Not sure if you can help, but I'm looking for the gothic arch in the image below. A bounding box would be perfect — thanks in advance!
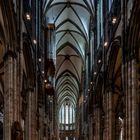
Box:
[23,36,35,86]
[0,1,17,46]
[127,1,140,61]
[95,73,104,106]
[105,36,123,107]
[107,36,121,81]
[105,36,124,134]
[107,37,122,95]
[127,3,140,137]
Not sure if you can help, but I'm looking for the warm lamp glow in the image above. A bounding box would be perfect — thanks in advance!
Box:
[112,17,117,24]
[26,13,31,20]
[98,59,101,63]
[33,39,37,44]
[38,58,41,62]
[104,42,108,47]
[94,71,97,75]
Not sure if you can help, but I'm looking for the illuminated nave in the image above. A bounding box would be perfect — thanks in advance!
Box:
[0,0,140,140]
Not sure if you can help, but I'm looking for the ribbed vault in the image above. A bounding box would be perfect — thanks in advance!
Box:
[43,0,94,126]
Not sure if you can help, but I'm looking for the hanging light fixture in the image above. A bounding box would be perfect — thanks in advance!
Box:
[38,58,42,62]
[94,71,97,75]
[44,81,54,96]
[25,13,31,20]
[33,39,37,44]
[104,42,108,47]
[98,59,102,64]
[112,17,117,24]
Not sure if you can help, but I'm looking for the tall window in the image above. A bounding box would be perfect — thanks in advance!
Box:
[108,0,114,11]
[90,31,94,66]
[97,0,103,48]
[59,101,75,130]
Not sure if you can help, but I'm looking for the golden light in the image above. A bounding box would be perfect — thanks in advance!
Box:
[98,59,102,63]
[112,17,117,24]
[104,42,108,47]
[38,58,42,62]
[33,39,37,44]
[26,13,31,20]
[94,71,97,75]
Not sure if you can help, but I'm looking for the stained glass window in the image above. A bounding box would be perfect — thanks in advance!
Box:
[59,101,75,130]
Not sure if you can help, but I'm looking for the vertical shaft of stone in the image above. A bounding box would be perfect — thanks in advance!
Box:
[26,87,37,140]
[31,88,37,140]
[25,87,35,140]
[105,91,114,140]
[125,59,138,140]
[4,51,14,140]
[13,56,19,121]
[124,62,128,140]
[105,93,109,140]
[128,61,132,140]
[115,118,120,139]
[39,107,44,140]
[108,92,112,140]
[91,116,93,140]
[27,88,32,140]
[95,108,101,140]
[131,59,138,140]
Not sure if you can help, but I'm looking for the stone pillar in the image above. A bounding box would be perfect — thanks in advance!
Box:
[103,91,115,140]
[39,106,45,140]
[25,87,37,140]
[13,53,20,121]
[88,115,93,140]
[4,50,17,140]
[115,117,121,140]
[94,107,101,140]
[124,58,139,140]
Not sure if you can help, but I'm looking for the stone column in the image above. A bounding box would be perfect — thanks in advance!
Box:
[93,107,101,140]
[124,58,139,140]
[39,106,45,140]
[4,50,16,140]
[103,91,115,140]
[13,53,20,121]
[115,117,121,140]
[25,87,37,140]
[88,115,93,140]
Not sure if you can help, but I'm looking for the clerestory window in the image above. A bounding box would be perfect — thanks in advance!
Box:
[59,101,75,130]
[97,0,103,48]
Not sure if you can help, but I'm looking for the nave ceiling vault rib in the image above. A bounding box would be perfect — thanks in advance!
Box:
[55,70,80,86]
[56,42,85,63]
[56,75,79,92]
[56,83,78,97]
[44,0,95,107]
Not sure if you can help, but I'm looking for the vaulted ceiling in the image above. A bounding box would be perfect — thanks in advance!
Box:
[43,0,94,109]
